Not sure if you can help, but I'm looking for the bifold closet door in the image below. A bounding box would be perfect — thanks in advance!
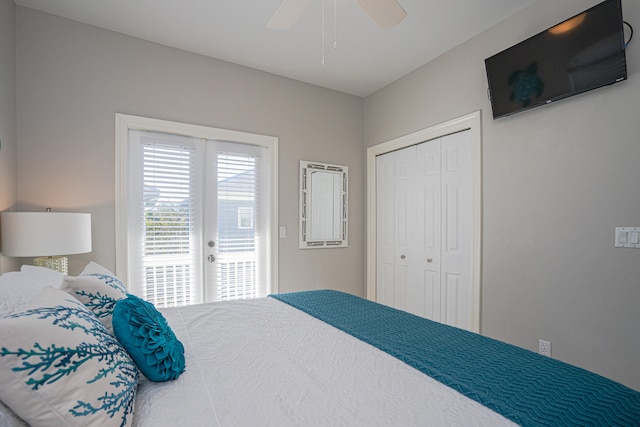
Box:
[438,131,473,329]
[378,141,443,320]
[376,144,418,311]
[375,146,397,309]
[414,139,442,320]
[375,130,473,330]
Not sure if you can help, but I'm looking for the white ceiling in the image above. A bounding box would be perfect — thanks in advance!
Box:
[14,0,539,97]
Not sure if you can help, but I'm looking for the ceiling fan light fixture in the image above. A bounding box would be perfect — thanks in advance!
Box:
[356,0,406,29]
[267,0,406,31]
[267,0,313,30]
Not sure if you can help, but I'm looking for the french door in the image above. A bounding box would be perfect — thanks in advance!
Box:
[125,129,270,308]
[204,141,268,302]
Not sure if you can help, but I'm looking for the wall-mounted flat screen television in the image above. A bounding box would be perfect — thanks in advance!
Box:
[485,0,627,119]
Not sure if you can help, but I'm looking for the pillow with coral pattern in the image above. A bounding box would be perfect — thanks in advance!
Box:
[78,262,128,293]
[0,287,139,427]
[113,294,185,382]
[61,262,128,334]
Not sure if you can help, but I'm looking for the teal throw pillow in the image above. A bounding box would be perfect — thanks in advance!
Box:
[113,294,185,382]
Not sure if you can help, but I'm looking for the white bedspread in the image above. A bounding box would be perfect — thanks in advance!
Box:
[133,297,516,426]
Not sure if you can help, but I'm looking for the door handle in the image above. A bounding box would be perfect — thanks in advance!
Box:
[427,258,433,263]
[400,255,406,259]
[208,255,216,263]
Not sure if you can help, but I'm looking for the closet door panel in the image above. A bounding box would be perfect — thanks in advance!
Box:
[444,184,461,253]
[394,146,416,313]
[418,142,441,255]
[444,272,462,326]
[416,140,442,320]
[395,148,413,255]
[376,154,396,308]
[441,131,473,329]
[421,267,440,320]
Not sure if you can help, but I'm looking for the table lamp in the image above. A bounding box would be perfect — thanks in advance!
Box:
[0,209,92,274]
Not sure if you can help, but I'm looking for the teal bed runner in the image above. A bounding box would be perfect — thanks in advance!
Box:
[270,290,640,426]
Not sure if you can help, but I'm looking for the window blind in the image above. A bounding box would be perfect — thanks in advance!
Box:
[215,151,263,301]
[128,130,203,308]
[141,143,196,307]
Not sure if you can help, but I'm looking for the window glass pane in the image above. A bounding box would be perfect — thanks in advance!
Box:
[141,143,195,307]
[128,130,202,308]
[216,152,261,300]
[237,207,254,229]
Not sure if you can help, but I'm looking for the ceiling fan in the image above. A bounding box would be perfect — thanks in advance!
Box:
[267,0,407,30]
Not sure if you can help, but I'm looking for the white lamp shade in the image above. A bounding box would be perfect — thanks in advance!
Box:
[1,212,92,257]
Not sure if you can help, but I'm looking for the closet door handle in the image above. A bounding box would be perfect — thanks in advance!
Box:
[400,255,406,259]
[427,258,433,263]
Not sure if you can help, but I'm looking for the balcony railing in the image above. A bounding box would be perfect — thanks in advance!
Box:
[216,251,258,301]
[142,252,258,308]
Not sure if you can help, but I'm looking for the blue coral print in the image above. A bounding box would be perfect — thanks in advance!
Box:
[0,298,138,426]
[74,273,127,321]
[85,273,128,293]
[75,288,120,320]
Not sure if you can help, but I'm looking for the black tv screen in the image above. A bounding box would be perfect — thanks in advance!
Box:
[485,0,627,119]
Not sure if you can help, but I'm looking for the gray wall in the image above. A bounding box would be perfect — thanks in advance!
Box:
[364,0,640,390]
[0,0,19,273]
[15,7,365,296]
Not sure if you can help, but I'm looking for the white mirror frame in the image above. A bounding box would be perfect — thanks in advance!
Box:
[299,160,348,249]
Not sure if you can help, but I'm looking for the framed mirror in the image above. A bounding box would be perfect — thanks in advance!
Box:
[299,160,348,249]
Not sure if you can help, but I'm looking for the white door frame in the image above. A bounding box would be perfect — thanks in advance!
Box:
[366,111,482,332]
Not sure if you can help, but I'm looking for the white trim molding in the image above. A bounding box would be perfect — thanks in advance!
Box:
[366,111,482,332]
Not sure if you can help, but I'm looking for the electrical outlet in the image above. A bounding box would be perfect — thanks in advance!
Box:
[538,339,552,357]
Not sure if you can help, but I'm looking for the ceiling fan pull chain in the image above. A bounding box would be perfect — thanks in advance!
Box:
[333,0,337,50]
[322,0,326,65]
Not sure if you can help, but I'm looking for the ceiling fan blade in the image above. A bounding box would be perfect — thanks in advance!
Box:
[267,0,313,30]
[356,0,406,29]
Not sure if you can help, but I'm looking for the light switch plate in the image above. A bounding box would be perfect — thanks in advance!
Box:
[615,227,640,248]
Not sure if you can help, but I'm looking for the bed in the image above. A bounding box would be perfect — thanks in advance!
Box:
[1,264,639,426]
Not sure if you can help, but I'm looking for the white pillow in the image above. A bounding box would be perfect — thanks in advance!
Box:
[0,266,65,317]
[0,287,139,426]
[20,264,65,287]
[80,262,128,291]
[61,262,128,334]
[61,276,127,335]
